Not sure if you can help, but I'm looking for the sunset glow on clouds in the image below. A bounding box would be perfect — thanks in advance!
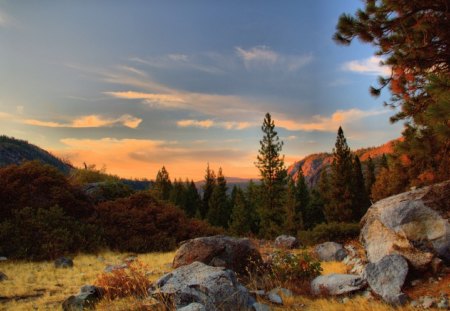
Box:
[0,1,402,180]
[24,115,142,129]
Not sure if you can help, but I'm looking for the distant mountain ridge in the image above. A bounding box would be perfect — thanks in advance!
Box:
[287,139,397,188]
[0,135,73,174]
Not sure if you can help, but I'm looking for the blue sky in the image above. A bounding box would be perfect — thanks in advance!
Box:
[0,1,402,180]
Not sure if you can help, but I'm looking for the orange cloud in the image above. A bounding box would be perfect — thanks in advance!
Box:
[24,114,142,129]
[177,119,253,130]
[53,138,259,180]
[276,109,387,132]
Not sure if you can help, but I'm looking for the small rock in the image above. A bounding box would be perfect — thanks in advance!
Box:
[267,292,283,305]
[55,257,73,268]
[250,290,266,297]
[123,256,137,264]
[252,302,272,311]
[311,274,366,296]
[432,258,444,274]
[269,288,293,298]
[62,285,104,311]
[315,242,347,262]
[274,235,299,249]
[437,297,449,309]
[342,297,350,304]
[177,303,207,311]
[0,271,8,281]
[422,296,435,309]
[411,279,421,286]
[361,290,374,300]
[104,263,128,273]
[0,256,7,261]
[410,300,420,308]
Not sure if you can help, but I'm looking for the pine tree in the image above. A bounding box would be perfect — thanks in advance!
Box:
[295,167,310,226]
[153,166,172,201]
[169,179,187,209]
[207,168,230,228]
[255,113,288,238]
[380,154,388,170]
[184,180,201,218]
[229,187,252,236]
[200,164,216,219]
[304,188,326,229]
[352,155,371,219]
[284,178,299,236]
[365,156,376,200]
[325,127,354,222]
[245,179,260,234]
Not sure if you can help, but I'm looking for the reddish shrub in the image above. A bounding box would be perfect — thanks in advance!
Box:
[92,192,220,253]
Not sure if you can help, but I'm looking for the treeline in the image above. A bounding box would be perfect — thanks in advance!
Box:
[152,115,375,241]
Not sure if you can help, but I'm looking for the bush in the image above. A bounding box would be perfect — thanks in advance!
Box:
[298,222,360,246]
[92,192,221,253]
[0,161,93,220]
[270,250,322,283]
[0,205,102,260]
[95,260,151,300]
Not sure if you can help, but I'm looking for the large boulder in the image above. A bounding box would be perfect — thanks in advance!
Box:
[150,261,254,311]
[311,274,366,296]
[62,285,104,311]
[274,235,299,249]
[172,235,262,275]
[360,181,450,270]
[315,242,347,262]
[364,254,409,306]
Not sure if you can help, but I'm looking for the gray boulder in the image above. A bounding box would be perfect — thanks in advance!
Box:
[252,302,272,311]
[104,263,128,273]
[62,285,104,311]
[150,261,254,311]
[0,271,8,281]
[311,274,367,296]
[55,257,74,268]
[0,256,7,261]
[360,181,450,269]
[364,254,409,305]
[315,242,347,262]
[172,235,262,276]
[274,235,299,249]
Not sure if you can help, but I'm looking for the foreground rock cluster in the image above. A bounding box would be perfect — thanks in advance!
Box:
[61,180,449,310]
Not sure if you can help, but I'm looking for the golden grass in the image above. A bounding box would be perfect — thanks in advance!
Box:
[320,261,349,275]
[0,251,174,311]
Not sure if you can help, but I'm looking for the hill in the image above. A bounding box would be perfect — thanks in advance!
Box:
[287,139,397,188]
[0,135,73,174]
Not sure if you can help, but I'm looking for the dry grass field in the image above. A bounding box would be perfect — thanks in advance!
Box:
[0,250,446,310]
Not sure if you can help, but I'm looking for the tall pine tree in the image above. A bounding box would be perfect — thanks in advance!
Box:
[153,166,172,201]
[352,155,371,219]
[184,180,201,218]
[229,187,252,236]
[255,113,287,238]
[325,127,354,222]
[365,156,376,201]
[200,164,216,219]
[207,168,230,228]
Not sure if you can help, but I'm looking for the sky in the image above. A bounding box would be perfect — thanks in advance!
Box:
[0,1,403,181]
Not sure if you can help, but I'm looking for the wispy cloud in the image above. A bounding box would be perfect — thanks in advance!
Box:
[177,119,253,130]
[24,114,142,129]
[0,111,13,119]
[235,46,313,71]
[342,56,391,76]
[117,65,148,77]
[276,108,387,132]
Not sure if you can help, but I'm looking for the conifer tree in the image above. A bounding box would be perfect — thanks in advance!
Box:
[284,178,299,236]
[245,179,260,234]
[153,166,172,201]
[304,188,326,229]
[169,179,187,210]
[200,164,216,219]
[295,167,310,225]
[207,168,230,228]
[255,113,287,238]
[325,127,354,222]
[380,154,388,170]
[184,180,201,218]
[352,155,371,219]
[365,156,376,200]
[229,187,252,236]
